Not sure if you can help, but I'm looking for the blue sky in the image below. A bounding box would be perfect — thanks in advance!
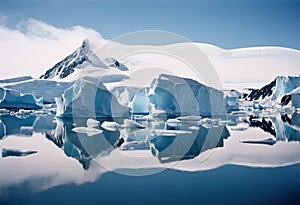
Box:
[1,0,300,49]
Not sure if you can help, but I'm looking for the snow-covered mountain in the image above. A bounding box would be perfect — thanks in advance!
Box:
[245,79,276,101]
[245,76,300,108]
[40,39,107,80]
[37,40,300,88]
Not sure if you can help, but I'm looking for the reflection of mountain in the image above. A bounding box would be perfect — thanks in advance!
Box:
[248,116,276,137]
[247,113,300,143]
[46,119,120,170]
[149,124,230,163]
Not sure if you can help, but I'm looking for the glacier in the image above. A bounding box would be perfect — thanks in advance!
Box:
[148,74,226,117]
[55,78,130,119]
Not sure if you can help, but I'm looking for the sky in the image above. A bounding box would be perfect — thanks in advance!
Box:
[1,0,300,49]
[0,0,299,82]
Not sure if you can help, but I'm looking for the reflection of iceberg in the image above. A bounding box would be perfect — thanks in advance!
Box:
[247,113,300,143]
[0,115,37,139]
[46,119,120,170]
[149,124,230,163]
[274,113,300,142]
[0,114,57,140]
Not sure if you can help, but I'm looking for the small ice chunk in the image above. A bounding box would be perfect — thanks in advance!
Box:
[101,121,122,131]
[176,115,201,122]
[154,129,192,135]
[72,127,103,136]
[120,141,149,151]
[87,118,100,128]
[167,119,181,123]
[189,126,199,130]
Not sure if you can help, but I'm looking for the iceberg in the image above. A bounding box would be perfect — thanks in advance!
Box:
[148,74,226,117]
[0,88,43,109]
[4,79,73,104]
[56,79,130,119]
[224,90,240,112]
[130,89,150,114]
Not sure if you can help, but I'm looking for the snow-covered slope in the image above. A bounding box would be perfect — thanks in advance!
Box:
[40,39,107,81]
[196,44,300,87]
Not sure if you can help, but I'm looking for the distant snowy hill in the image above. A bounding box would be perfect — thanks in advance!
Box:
[195,44,300,88]
[40,39,107,81]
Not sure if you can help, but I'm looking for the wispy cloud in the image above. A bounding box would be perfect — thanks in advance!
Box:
[0,15,105,79]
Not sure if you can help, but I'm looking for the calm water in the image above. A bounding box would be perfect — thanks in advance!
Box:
[0,109,300,205]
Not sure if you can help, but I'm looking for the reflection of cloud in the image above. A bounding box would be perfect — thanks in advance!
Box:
[0,132,105,198]
[0,15,105,79]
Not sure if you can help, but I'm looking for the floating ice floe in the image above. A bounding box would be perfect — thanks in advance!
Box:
[72,127,103,136]
[86,118,100,128]
[154,129,192,136]
[101,121,123,131]
[176,115,202,122]
[2,148,37,158]
[120,141,149,151]
[72,118,103,136]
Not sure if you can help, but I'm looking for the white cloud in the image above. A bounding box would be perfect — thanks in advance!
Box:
[0,15,299,87]
[0,17,106,79]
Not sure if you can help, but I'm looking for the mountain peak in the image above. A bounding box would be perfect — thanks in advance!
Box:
[40,39,106,80]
